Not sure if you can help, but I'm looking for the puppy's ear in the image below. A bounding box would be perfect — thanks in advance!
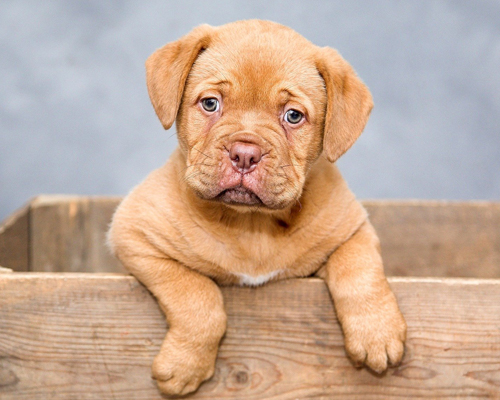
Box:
[146,24,214,129]
[316,47,373,163]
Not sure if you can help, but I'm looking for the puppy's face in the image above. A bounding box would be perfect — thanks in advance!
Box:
[177,27,327,210]
[146,21,373,211]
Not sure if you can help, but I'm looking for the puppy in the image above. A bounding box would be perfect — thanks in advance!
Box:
[108,20,406,396]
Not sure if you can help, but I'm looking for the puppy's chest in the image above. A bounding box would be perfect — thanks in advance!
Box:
[180,225,325,284]
[198,229,288,267]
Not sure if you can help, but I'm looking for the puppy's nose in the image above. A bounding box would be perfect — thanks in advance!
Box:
[229,142,262,173]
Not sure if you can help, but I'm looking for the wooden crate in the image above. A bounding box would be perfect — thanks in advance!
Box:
[1,196,500,399]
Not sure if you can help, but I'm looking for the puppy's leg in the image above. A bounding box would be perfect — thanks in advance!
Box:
[124,256,226,396]
[317,221,407,372]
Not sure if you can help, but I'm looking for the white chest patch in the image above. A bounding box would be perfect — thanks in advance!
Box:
[236,270,282,286]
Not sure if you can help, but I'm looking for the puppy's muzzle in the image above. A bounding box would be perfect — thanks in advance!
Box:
[229,142,262,174]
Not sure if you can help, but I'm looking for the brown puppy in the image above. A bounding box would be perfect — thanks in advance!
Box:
[108,20,406,396]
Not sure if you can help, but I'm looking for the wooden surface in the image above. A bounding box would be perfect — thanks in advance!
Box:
[0,274,499,399]
[29,196,124,273]
[0,202,29,271]
[1,197,500,277]
[365,201,500,278]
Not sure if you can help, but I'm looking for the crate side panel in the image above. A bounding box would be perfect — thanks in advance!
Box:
[30,198,90,272]
[87,198,124,273]
[0,203,29,271]
[29,197,124,272]
[0,275,499,399]
[365,201,500,278]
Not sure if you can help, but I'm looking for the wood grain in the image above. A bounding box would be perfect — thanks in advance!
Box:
[0,274,499,399]
[29,196,124,273]
[0,202,29,271]
[365,201,500,278]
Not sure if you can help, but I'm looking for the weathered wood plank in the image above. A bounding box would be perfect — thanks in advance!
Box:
[0,274,499,399]
[0,202,30,271]
[29,196,124,273]
[87,198,124,272]
[365,201,500,278]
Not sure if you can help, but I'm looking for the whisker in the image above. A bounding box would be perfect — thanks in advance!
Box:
[191,146,213,159]
[295,198,303,212]
[183,171,203,182]
[167,131,177,140]
[185,162,215,170]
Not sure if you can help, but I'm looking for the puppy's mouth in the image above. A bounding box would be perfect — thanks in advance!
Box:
[216,187,263,206]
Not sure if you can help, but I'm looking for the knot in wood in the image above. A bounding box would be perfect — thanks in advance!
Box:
[235,370,249,384]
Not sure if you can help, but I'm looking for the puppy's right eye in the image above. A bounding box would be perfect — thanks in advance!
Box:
[284,109,304,124]
[201,98,219,113]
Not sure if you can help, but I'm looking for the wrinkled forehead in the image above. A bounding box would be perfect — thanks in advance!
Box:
[186,29,326,107]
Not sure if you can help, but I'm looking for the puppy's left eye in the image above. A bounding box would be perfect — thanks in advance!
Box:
[284,109,304,124]
[201,98,219,113]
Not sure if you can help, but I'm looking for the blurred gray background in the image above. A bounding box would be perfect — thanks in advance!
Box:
[1,0,499,221]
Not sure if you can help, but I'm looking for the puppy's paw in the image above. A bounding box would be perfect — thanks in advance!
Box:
[342,306,407,373]
[152,335,217,397]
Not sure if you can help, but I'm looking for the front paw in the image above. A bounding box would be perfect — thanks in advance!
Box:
[342,304,407,373]
[152,334,218,396]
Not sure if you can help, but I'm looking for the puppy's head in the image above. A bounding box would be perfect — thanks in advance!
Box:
[146,20,372,211]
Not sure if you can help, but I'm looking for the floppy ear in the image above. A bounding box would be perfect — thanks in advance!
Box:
[146,24,214,129]
[315,47,374,163]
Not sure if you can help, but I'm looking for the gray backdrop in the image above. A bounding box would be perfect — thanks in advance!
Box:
[1,0,499,221]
